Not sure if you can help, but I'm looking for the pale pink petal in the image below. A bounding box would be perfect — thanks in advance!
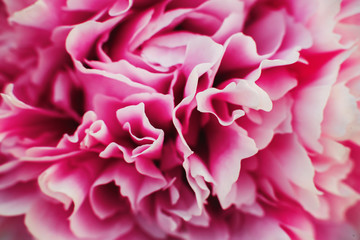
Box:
[266,134,318,193]
[307,0,345,51]
[109,0,132,16]
[293,50,352,152]
[315,221,359,240]
[212,12,245,43]
[273,13,313,62]
[181,35,223,78]
[322,83,359,140]
[10,0,63,30]
[259,134,328,218]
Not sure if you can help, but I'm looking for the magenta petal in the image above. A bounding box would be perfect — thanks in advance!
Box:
[90,177,131,220]
[315,221,359,240]
[206,123,258,207]
[244,10,286,55]
[256,68,298,101]
[81,119,113,148]
[231,215,291,240]
[66,17,120,62]
[66,0,114,11]
[1,0,360,239]
[140,32,191,69]
[220,33,265,72]
[196,80,272,126]
[0,215,33,240]
[93,162,166,211]
[0,85,78,157]
[87,60,173,93]
[225,172,258,211]
[0,161,48,189]
[162,182,210,227]
[241,96,293,149]
[100,142,132,162]
[109,0,132,16]
[184,154,214,209]
[70,199,133,239]
[115,225,158,240]
[38,154,101,212]
[116,103,164,159]
[0,181,39,216]
[188,220,229,240]
[25,200,78,240]
[123,92,174,129]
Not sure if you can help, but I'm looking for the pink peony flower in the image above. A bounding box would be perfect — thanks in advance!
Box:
[1,0,360,239]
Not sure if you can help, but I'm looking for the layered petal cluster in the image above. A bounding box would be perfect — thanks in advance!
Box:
[0,0,360,239]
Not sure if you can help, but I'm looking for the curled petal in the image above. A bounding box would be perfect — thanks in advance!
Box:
[116,103,164,159]
[38,154,102,213]
[25,200,78,240]
[69,199,133,239]
[81,120,113,149]
[91,162,166,211]
[220,33,265,71]
[196,80,272,126]
[90,178,131,220]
